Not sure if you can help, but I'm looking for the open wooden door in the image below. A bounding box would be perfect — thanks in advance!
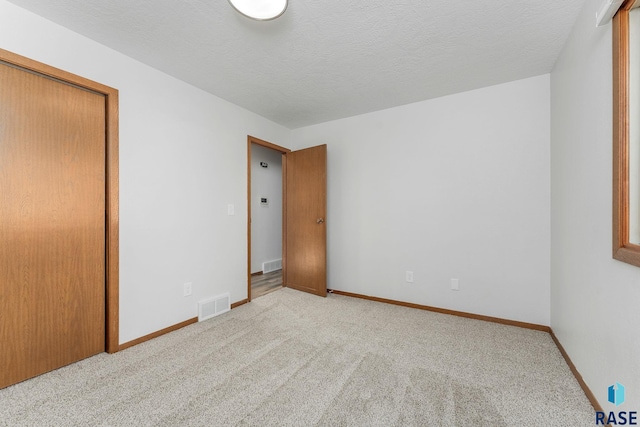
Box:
[284,145,327,297]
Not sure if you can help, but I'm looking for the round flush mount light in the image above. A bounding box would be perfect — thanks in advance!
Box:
[227,0,288,21]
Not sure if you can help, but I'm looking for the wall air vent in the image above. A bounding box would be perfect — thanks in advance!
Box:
[262,259,282,274]
[198,293,231,322]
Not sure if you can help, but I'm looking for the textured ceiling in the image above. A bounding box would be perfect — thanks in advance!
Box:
[7,0,587,129]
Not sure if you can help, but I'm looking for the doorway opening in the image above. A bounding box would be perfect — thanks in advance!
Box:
[247,136,290,301]
[247,136,328,302]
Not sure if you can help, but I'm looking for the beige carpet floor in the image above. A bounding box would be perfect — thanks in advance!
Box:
[0,288,594,426]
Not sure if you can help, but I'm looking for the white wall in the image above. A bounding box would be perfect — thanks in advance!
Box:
[551,0,640,410]
[0,0,291,344]
[291,75,551,326]
[250,144,283,273]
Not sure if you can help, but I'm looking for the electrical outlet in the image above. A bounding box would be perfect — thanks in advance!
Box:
[451,278,459,291]
[405,271,414,283]
[183,282,192,296]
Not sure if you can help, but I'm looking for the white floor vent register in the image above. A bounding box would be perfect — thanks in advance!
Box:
[198,293,230,322]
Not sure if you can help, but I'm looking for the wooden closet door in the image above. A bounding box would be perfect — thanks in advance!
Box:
[0,62,106,388]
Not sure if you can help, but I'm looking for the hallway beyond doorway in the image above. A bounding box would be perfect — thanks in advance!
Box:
[251,270,282,299]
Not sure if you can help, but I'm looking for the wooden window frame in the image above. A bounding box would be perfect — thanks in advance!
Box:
[613,1,640,267]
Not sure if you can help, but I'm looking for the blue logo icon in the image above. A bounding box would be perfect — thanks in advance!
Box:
[609,382,626,407]
[596,383,636,425]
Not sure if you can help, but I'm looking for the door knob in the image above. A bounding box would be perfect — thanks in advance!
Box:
[316,218,325,224]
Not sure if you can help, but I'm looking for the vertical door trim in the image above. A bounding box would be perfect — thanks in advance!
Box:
[247,136,290,302]
[0,48,120,353]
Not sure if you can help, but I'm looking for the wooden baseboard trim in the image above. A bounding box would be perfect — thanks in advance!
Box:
[118,317,198,351]
[327,289,551,332]
[117,298,248,352]
[231,299,248,309]
[549,330,603,413]
[251,272,263,277]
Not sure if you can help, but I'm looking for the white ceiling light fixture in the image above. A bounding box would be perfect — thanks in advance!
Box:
[228,0,288,21]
